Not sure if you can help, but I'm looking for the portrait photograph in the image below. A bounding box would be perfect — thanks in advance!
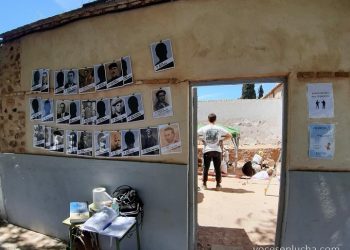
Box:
[41,99,54,122]
[81,100,97,125]
[64,69,79,95]
[125,94,145,122]
[150,39,175,72]
[152,87,173,118]
[69,100,81,125]
[94,131,110,157]
[159,123,182,154]
[121,56,133,85]
[56,100,70,124]
[44,126,52,150]
[50,128,65,152]
[105,60,123,89]
[121,129,140,157]
[96,99,111,125]
[54,70,65,95]
[30,97,42,120]
[31,69,42,92]
[110,131,122,157]
[79,67,95,93]
[140,127,160,156]
[33,124,45,148]
[110,97,127,124]
[94,64,107,91]
[40,69,50,93]
[77,131,93,157]
[66,130,78,155]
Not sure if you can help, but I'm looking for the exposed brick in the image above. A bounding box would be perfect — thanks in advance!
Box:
[316,71,333,78]
[297,72,315,78]
[334,71,350,77]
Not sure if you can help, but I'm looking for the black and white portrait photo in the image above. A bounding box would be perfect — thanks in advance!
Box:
[94,64,107,91]
[125,94,145,122]
[64,69,78,95]
[105,60,123,89]
[110,131,122,157]
[94,131,110,157]
[30,97,42,120]
[50,128,65,152]
[121,56,133,85]
[41,99,54,122]
[79,67,95,93]
[54,71,65,95]
[77,131,93,156]
[152,87,173,118]
[159,123,182,154]
[33,124,45,148]
[150,39,175,72]
[140,127,160,156]
[110,97,127,124]
[44,126,51,150]
[31,69,42,92]
[121,129,140,157]
[81,100,96,125]
[56,100,70,124]
[66,130,78,155]
[96,99,111,125]
[41,69,50,93]
[69,100,81,125]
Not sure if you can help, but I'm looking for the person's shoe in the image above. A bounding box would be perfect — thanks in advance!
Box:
[215,184,222,191]
[201,183,207,190]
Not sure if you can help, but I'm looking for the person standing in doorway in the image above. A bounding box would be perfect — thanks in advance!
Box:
[197,113,232,191]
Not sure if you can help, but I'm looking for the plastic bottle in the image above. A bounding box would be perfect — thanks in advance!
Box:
[112,198,120,216]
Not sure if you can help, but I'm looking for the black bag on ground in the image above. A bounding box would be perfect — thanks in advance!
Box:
[112,185,144,218]
[242,161,256,177]
[71,227,100,250]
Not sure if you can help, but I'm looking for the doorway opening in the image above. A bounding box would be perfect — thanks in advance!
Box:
[189,79,287,250]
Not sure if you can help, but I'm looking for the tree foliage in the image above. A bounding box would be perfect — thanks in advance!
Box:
[241,83,256,99]
[258,85,264,99]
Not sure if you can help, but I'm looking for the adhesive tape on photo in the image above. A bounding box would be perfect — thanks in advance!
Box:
[93,187,106,210]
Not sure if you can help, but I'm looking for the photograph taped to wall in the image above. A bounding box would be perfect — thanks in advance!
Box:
[94,64,107,91]
[79,67,95,93]
[105,60,123,89]
[66,130,78,155]
[40,69,50,93]
[94,131,110,157]
[159,123,182,154]
[150,39,175,72]
[54,71,65,95]
[30,97,42,120]
[44,126,51,150]
[121,129,140,157]
[41,99,54,122]
[140,127,160,156]
[81,100,97,125]
[31,69,42,92]
[33,124,45,148]
[152,87,173,118]
[125,94,145,122]
[307,83,334,118]
[77,131,93,156]
[309,124,335,160]
[69,100,81,125]
[50,128,65,152]
[64,69,79,95]
[96,99,111,125]
[110,97,127,124]
[110,131,122,157]
[56,100,70,124]
[121,56,133,85]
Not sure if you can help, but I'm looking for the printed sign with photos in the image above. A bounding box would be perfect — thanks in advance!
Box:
[66,130,78,155]
[125,94,145,122]
[50,128,65,152]
[96,99,111,125]
[307,83,334,118]
[77,131,93,157]
[64,69,79,95]
[110,97,127,124]
[94,64,107,91]
[56,100,70,124]
[41,99,54,122]
[69,100,81,125]
[30,97,42,120]
[121,56,133,85]
[110,131,122,157]
[159,123,182,154]
[105,61,123,89]
[95,131,110,157]
[33,124,45,148]
[309,124,335,160]
[81,100,97,125]
[121,129,140,157]
[54,71,65,95]
[31,69,42,92]
[79,67,95,93]
[140,127,160,156]
[152,87,173,118]
[41,69,50,93]
[150,39,175,72]
[44,126,51,149]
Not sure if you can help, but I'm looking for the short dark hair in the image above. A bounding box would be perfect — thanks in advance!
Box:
[208,113,216,123]
[156,89,166,98]
[109,62,118,70]
[125,131,135,145]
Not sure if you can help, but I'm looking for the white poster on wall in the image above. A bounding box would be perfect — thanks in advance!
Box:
[307,83,334,118]
[309,124,335,159]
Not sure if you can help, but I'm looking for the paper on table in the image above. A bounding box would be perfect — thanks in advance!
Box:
[82,207,117,233]
[100,216,136,238]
